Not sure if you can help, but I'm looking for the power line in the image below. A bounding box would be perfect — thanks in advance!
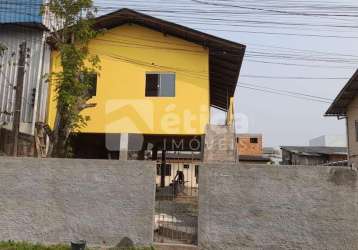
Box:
[241,74,349,80]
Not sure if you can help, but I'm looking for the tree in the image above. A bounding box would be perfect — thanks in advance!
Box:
[43,0,100,157]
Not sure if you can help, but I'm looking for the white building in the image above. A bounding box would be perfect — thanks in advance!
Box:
[309,135,347,148]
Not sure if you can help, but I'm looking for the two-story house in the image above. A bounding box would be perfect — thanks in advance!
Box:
[47,9,246,164]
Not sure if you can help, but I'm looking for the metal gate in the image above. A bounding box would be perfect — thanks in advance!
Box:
[154,151,200,245]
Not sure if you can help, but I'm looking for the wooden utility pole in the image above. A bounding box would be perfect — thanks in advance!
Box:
[12,42,27,156]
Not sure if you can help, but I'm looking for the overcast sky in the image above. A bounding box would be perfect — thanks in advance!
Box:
[96,0,358,148]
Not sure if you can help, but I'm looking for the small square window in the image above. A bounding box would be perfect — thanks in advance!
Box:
[250,138,258,144]
[183,164,190,169]
[145,73,175,97]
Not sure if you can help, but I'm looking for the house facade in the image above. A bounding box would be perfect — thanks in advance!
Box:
[0,0,53,155]
[326,69,358,167]
[47,9,246,161]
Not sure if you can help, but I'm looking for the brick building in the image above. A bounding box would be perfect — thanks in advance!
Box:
[237,134,270,164]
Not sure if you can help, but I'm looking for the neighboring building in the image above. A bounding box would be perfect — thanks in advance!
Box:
[309,135,346,147]
[263,147,282,165]
[155,152,201,189]
[237,134,271,164]
[325,69,358,167]
[0,0,53,155]
[47,9,246,166]
[280,146,347,166]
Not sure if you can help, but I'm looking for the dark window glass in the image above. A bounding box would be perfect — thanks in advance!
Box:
[184,164,190,169]
[156,164,172,176]
[250,138,258,144]
[166,164,171,176]
[145,74,159,96]
[145,73,175,97]
[195,165,199,177]
[195,165,199,184]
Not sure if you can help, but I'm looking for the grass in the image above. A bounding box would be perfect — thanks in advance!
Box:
[0,242,69,250]
[0,242,155,250]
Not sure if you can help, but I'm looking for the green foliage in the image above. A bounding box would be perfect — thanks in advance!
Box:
[0,241,69,250]
[43,0,101,157]
[109,247,155,250]
[0,43,6,56]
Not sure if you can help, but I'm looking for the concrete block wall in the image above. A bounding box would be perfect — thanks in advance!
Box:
[0,157,156,246]
[198,163,358,250]
[204,125,236,162]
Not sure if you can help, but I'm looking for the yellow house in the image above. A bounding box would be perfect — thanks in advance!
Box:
[47,9,246,160]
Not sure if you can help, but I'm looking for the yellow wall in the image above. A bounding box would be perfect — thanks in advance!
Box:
[48,24,210,135]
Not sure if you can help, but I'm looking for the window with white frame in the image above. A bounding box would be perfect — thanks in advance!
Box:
[145,73,175,97]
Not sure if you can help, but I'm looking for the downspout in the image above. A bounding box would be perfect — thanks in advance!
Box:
[31,31,46,135]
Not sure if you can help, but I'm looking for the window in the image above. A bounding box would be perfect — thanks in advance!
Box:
[145,73,175,97]
[183,164,190,169]
[250,138,258,144]
[80,72,97,97]
[156,164,172,176]
[355,120,358,142]
[195,165,199,177]
[195,165,199,184]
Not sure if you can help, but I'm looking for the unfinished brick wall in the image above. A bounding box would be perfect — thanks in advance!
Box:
[237,134,263,156]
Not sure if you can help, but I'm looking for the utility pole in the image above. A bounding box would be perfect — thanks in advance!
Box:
[12,42,27,156]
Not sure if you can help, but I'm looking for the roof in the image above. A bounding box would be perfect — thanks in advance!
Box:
[280,146,347,156]
[0,23,47,31]
[237,133,262,138]
[92,8,246,110]
[239,155,271,162]
[325,69,358,116]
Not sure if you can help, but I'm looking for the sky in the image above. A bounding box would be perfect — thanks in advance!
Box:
[95,0,358,148]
